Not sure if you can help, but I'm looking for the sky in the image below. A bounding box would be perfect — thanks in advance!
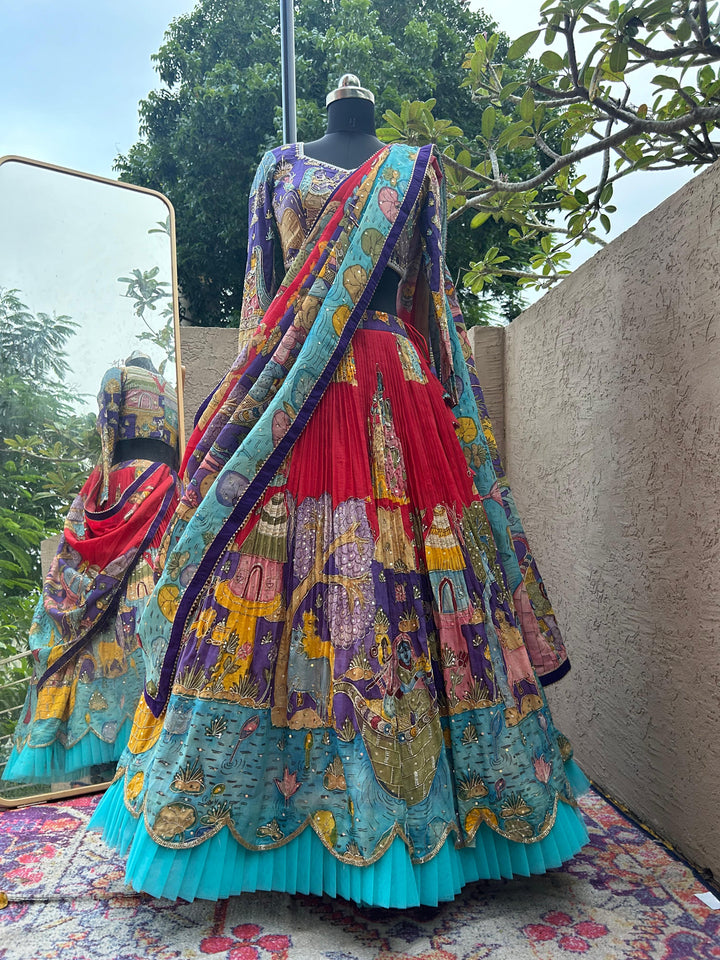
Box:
[0,1,195,175]
[1,0,695,284]
[2,157,176,412]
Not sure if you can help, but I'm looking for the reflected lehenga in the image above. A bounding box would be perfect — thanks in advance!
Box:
[3,357,180,784]
[90,144,589,906]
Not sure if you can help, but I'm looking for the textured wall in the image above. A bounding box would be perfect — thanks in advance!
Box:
[40,534,62,579]
[470,325,506,468]
[180,327,239,441]
[501,162,720,881]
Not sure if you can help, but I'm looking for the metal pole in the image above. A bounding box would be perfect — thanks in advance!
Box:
[279,0,297,144]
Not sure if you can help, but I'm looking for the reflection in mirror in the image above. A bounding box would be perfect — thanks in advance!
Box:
[0,156,184,807]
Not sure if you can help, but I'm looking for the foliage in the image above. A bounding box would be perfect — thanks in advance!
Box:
[0,289,94,534]
[0,289,96,643]
[381,0,720,292]
[117,270,175,375]
[0,289,76,381]
[0,594,36,768]
[118,266,172,320]
[0,289,100,766]
[115,0,563,327]
[117,217,176,374]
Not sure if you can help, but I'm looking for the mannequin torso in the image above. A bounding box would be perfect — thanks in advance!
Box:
[303,97,401,316]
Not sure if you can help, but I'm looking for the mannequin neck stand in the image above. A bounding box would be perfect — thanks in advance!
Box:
[303,98,384,170]
[302,94,402,317]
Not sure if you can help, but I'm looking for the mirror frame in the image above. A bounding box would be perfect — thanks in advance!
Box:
[0,155,185,807]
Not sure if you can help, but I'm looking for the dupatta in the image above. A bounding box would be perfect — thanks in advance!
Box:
[142,143,569,719]
[36,362,180,688]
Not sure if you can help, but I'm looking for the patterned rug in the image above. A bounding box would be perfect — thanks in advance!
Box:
[0,790,717,960]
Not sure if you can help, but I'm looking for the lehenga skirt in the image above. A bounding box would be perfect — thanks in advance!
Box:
[4,459,178,784]
[90,313,589,905]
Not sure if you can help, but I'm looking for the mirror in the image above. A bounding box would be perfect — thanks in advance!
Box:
[0,156,184,806]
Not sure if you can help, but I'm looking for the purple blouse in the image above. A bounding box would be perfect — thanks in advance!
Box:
[237,143,426,352]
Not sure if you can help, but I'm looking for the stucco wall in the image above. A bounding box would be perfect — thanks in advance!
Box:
[479,161,720,882]
[180,327,239,442]
[470,325,506,467]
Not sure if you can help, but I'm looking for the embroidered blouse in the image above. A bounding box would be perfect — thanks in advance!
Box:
[96,364,179,504]
[237,143,427,353]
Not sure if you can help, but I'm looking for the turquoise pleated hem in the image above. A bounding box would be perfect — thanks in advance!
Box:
[88,759,590,907]
[2,719,131,785]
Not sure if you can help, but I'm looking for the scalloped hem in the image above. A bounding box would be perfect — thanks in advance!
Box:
[89,759,591,907]
[2,719,131,785]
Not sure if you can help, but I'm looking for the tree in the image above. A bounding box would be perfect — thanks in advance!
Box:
[0,289,96,608]
[381,0,720,292]
[115,0,561,327]
[0,289,100,769]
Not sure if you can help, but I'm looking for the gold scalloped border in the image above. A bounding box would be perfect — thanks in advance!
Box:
[116,763,579,866]
[11,707,137,753]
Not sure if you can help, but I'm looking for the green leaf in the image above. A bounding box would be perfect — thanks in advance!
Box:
[497,120,530,149]
[540,50,564,71]
[481,106,496,139]
[470,211,492,228]
[519,89,535,122]
[560,195,580,211]
[674,19,692,42]
[507,29,541,60]
[652,75,680,90]
[498,81,522,100]
[609,42,628,74]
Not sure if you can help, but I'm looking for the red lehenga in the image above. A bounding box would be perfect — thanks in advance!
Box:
[90,144,589,906]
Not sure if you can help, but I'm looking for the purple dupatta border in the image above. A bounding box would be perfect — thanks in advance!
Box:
[147,145,432,718]
[539,659,571,686]
[187,150,382,469]
[84,462,161,520]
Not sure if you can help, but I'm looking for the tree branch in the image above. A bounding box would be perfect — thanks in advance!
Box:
[699,0,711,42]
[626,36,720,61]
[592,118,614,208]
[529,80,585,101]
[681,9,705,45]
[588,98,720,135]
[452,122,643,208]
[442,154,494,185]
[565,14,580,86]
[534,131,561,161]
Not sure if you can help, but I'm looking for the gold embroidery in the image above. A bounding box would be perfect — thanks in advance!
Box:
[396,336,427,383]
[332,342,358,385]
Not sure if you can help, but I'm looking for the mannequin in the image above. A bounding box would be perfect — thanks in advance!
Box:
[112,355,178,470]
[89,88,589,907]
[303,75,382,169]
[304,75,401,316]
